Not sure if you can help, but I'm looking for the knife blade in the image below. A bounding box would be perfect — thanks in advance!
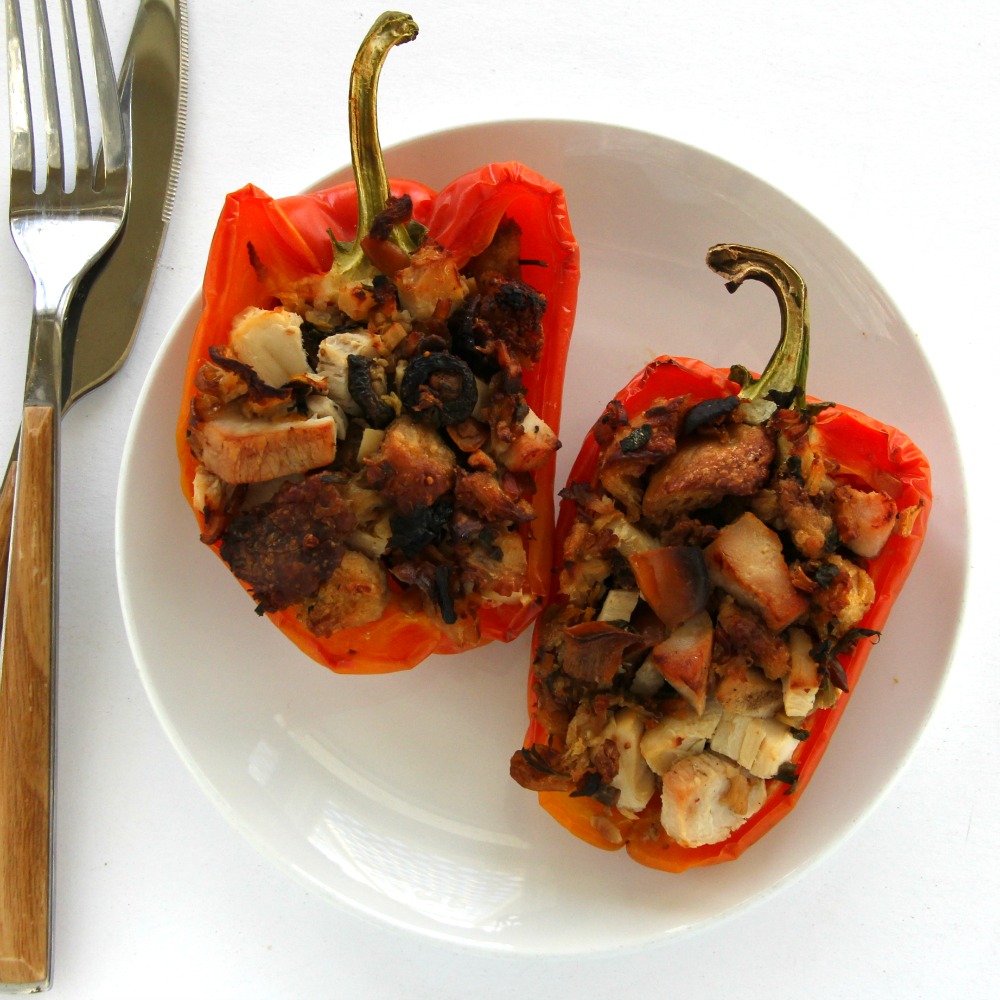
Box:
[0,0,186,614]
[64,0,188,405]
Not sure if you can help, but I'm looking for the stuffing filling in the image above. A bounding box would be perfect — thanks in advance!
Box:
[185,210,559,642]
[510,392,918,848]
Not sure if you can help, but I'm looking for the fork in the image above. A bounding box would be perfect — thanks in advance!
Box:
[0,0,128,989]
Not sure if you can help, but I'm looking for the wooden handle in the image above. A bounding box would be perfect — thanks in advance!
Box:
[0,405,57,990]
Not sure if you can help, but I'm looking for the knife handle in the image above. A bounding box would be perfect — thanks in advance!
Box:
[0,404,57,991]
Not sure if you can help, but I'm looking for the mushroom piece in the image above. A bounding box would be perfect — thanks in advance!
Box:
[347,354,394,428]
[400,352,478,426]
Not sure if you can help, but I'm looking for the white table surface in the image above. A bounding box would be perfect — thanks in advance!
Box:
[1,1,997,996]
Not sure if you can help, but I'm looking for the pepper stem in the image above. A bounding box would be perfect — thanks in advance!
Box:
[706,244,810,424]
[333,11,418,280]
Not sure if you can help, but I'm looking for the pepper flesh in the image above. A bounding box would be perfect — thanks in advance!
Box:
[512,245,931,871]
[176,14,579,673]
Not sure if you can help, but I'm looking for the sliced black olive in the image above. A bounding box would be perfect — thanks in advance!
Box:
[347,354,394,428]
[682,395,739,435]
[400,353,477,426]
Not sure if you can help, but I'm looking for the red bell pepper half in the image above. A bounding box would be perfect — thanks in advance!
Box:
[176,13,579,674]
[510,244,931,872]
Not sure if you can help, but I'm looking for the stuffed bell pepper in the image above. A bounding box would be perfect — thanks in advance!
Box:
[176,12,579,673]
[510,244,931,871]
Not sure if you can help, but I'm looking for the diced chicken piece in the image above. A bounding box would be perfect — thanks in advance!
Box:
[492,405,560,472]
[642,423,775,521]
[715,662,784,718]
[783,627,821,717]
[599,709,656,813]
[192,465,225,517]
[606,513,658,558]
[644,611,714,714]
[811,553,876,637]
[305,394,349,439]
[364,415,457,515]
[631,658,667,697]
[704,511,810,632]
[356,427,386,461]
[749,719,800,778]
[630,546,709,631]
[229,307,310,388]
[831,484,898,559]
[346,515,393,560]
[773,411,831,496]
[194,404,336,484]
[300,550,389,636]
[640,700,723,774]
[394,242,466,322]
[660,752,767,848]
[710,713,798,778]
[336,281,379,322]
[316,331,378,415]
[714,715,758,775]
[597,589,640,623]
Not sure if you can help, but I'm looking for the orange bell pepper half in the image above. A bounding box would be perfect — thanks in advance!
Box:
[512,245,931,871]
[175,14,579,673]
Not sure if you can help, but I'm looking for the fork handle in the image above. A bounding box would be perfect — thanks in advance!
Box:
[0,403,57,991]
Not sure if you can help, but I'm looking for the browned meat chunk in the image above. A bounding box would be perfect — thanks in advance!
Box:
[364,416,457,515]
[642,423,775,522]
[716,596,790,680]
[476,274,546,366]
[219,474,358,612]
[597,396,687,520]
[773,478,834,558]
[455,469,535,524]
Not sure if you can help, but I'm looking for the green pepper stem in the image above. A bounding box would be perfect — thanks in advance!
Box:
[337,11,418,278]
[706,243,810,425]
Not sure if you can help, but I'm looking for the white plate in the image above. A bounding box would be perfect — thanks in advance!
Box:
[117,121,966,955]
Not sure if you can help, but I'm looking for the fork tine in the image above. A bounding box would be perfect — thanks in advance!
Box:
[5,0,33,179]
[57,0,92,180]
[32,0,64,182]
[83,0,125,177]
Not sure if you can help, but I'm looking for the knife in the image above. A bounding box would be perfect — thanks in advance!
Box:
[0,0,187,614]
[0,0,186,990]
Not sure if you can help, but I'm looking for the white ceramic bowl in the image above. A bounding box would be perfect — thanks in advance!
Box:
[117,120,966,955]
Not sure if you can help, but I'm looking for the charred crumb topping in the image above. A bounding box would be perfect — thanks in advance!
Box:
[511,391,919,849]
[186,216,560,641]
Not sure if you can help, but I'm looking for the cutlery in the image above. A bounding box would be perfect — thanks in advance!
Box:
[0,0,129,989]
[0,0,186,618]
